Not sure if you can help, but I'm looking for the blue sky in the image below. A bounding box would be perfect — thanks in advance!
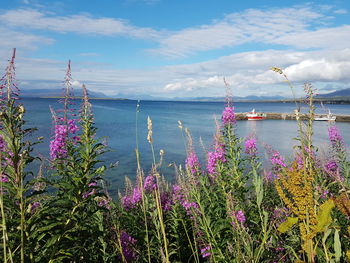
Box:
[0,0,350,98]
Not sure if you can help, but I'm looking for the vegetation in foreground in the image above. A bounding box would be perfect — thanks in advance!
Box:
[1,50,350,263]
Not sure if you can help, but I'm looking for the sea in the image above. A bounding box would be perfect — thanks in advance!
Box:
[21,98,350,194]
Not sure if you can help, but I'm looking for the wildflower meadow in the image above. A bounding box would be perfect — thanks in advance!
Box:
[1,50,350,263]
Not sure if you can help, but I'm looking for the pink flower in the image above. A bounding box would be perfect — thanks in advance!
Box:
[0,174,9,183]
[245,137,257,156]
[328,125,343,145]
[143,175,157,192]
[200,246,211,258]
[120,231,138,262]
[270,151,286,169]
[185,151,200,174]
[221,106,236,125]
[0,135,5,151]
[68,119,79,134]
[235,210,246,223]
[207,144,226,175]
[121,187,142,210]
[50,125,68,160]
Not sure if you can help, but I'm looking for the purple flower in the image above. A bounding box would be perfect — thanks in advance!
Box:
[121,195,133,210]
[82,189,96,199]
[120,231,138,262]
[328,125,343,145]
[0,135,5,151]
[50,125,68,160]
[121,187,142,210]
[160,191,174,212]
[30,202,40,214]
[321,189,329,199]
[245,137,257,156]
[88,181,97,187]
[324,160,344,182]
[72,136,80,144]
[200,246,211,258]
[143,175,157,192]
[263,171,275,183]
[325,161,338,172]
[132,187,142,204]
[172,185,198,215]
[172,185,184,203]
[207,144,226,175]
[221,106,236,125]
[96,197,111,210]
[185,151,200,174]
[270,151,286,169]
[82,181,98,198]
[0,174,9,183]
[235,210,246,223]
[68,119,79,134]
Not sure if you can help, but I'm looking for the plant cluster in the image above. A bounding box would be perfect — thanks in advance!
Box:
[1,51,350,263]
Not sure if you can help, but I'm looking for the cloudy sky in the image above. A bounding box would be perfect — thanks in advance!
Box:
[0,0,350,98]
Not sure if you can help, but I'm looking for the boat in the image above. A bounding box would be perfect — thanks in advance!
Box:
[314,110,336,121]
[246,109,267,120]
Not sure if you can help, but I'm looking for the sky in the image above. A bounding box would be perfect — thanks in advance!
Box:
[0,0,350,98]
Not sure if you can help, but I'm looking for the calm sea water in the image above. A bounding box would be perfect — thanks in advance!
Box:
[22,98,350,193]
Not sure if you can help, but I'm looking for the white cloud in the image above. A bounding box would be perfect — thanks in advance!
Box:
[0,9,161,39]
[164,76,222,92]
[0,27,53,58]
[272,25,350,49]
[284,59,350,82]
[159,48,350,97]
[150,6,329,57]
[71,80,82,87]
[334,9,348,14]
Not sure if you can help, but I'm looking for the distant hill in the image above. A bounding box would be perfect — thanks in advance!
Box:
[317,88,350,98]
[169,95,286,102]
[20,88,109,98]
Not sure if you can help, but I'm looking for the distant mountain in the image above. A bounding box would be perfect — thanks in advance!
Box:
[239,95,286,101]
[20,88,109,98]
[168,95,286,102]
[114,93,166,101]
[317,88,350,98]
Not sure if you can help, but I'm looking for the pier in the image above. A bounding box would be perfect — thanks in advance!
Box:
[235,112,350,122]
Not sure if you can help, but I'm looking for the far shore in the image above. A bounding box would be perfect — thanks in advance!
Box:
[21,96,350,104]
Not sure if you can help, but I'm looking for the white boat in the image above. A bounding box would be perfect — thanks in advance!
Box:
[246,109,266,120]
[314,110,336,121]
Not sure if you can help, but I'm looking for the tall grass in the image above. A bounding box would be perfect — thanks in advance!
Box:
[0,50,350,262]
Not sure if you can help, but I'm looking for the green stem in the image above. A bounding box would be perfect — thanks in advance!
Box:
[20,181,24,263]
[140,178,152,263]
[154,180,169,262]
[1,180,8,263]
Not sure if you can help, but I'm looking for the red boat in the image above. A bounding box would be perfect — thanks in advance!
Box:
[246,109,266,120]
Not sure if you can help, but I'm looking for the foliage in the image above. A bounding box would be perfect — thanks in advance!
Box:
[0,52,350,263]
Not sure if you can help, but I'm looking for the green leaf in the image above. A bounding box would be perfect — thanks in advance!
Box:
[316,199,335,233]
[334,229,341,262]
[277,217,298,233]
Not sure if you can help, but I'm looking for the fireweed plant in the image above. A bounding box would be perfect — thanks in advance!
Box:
[31,65,114,262]
[1,50,350,262]
[0,49,42,263]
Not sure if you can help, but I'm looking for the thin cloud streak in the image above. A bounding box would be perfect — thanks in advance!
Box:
[149,6,329,57]
[0,9,161,39]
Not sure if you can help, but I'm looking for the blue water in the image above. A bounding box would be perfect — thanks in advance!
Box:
[21,98,350,193]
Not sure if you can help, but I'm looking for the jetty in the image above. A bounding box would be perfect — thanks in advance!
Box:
[235,112,350,122]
